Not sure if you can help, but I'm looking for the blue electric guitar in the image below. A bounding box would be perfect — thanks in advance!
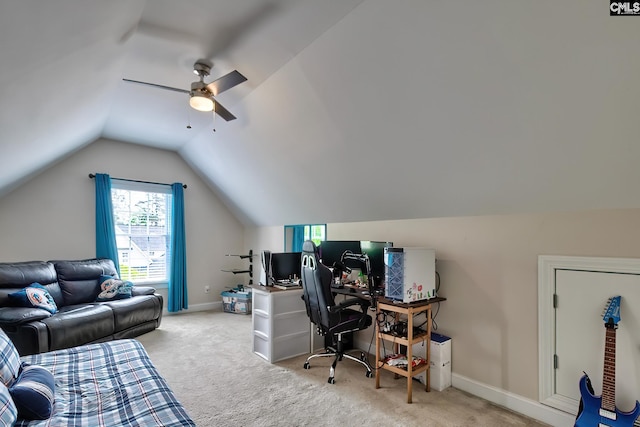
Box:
[574,296,640,427]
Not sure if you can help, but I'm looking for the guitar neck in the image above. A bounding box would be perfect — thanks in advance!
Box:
[601,325,617,412]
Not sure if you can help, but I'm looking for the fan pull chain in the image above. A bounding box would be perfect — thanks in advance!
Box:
[212,102,217,132]
[186,99,192,129]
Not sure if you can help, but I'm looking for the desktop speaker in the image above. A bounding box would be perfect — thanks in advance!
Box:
[259,250,273,286]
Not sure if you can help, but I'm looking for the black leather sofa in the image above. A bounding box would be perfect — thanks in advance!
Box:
[0,258,163,356]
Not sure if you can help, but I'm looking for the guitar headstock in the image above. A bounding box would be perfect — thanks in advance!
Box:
[602,295,621,328]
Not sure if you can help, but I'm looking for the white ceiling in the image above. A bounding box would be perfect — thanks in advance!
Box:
[1,1,639,226]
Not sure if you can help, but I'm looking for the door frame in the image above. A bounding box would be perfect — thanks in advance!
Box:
[537,255,640,414]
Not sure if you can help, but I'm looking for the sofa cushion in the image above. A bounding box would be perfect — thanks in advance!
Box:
[0,262,57,288]
[99,295,161,332]
[96,275,133,302]
[40,304,115,351]
[53,259,118,306]
[131,286,157,296]
[9,362,55,420]
[0,307,51,326]
[8,283,58,314]
[0,261,63,308]
[0,329,21,387]
[0,382,17,426]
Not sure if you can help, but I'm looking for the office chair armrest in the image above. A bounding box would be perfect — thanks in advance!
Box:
[329,297,370,313]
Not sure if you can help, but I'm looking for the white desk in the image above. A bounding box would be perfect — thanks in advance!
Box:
[251,286,310,363]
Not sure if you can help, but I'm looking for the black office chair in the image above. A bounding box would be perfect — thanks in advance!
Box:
[300,240,373,384]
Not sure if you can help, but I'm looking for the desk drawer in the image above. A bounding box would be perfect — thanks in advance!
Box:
[273,310,308,338]
[273,331,309,362]
[273,290,304,313]
[253,311,270,337]
[253,333,270,361]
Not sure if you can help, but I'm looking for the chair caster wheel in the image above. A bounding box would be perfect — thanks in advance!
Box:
[304,362,310,369]
[328,377,335,384]
[366,371,373,378]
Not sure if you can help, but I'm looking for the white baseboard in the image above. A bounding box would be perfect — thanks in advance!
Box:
[452,373,574,427]
[163,301,221,315]
[353,336,573,426]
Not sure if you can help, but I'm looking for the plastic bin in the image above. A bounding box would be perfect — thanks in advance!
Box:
[221,289,252,314]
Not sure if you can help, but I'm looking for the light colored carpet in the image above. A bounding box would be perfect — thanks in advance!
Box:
[136,310,549,427]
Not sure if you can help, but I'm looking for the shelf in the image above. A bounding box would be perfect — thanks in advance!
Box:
[375,299,442,403]
[222,250,253,284]
[221,267,252,275]
[377,331,429,346]
[225,252,255,260]
[381,361,429,377]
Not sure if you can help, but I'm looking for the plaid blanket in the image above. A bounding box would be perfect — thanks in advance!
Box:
[17,339,195,427]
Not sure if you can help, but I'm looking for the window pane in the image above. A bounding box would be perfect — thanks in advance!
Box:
[311,225,325,242]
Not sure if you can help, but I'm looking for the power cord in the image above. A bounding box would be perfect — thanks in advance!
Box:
[366,311,398,371]
[431,302,440,331]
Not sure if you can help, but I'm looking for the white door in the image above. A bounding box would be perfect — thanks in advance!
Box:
[554,269,640,415]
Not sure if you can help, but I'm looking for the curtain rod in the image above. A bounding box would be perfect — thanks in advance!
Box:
[88,174,187,189]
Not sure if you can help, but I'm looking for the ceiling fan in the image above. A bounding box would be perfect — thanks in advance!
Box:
[123,61,247,121]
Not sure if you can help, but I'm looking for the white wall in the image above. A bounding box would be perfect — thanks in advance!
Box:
[0,138,246,308]
[245,208,640,403]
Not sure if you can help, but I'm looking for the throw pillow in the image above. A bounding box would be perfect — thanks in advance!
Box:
[0,329,21,387]
[8,283,58,314]
[0,382,17,426]
[9,363,55,420]
[96,275,133,302]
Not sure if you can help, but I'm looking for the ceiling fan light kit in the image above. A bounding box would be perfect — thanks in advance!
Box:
[189,93,214,112]
[189,86,215,112]
[189,63,215,112]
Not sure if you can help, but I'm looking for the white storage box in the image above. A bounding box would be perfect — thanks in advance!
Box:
[430,332,451,363]
[429,359,452,391]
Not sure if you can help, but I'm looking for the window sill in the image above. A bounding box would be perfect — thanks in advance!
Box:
[134,282,168,290]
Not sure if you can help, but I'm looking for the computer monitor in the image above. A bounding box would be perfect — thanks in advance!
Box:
[360,241,393,277]
[360,240,393,290]
[270,252,302,281]
[318,241,362,269]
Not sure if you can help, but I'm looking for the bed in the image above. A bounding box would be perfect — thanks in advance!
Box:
[1,334,195,426]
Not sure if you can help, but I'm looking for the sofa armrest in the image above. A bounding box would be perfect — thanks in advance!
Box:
[0,307,51,326]
[132,286,157,296]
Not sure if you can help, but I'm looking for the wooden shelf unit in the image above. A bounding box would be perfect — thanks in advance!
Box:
[375,297,445,403]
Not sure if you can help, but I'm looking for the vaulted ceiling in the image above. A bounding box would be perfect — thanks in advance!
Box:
[1,1,639,226]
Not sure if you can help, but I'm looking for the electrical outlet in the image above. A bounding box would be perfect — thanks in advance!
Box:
[204,285,210,294]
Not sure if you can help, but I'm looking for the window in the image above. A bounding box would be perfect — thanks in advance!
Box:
[284,224,326,252]
[111,180,172,285]
[306,224,326,245]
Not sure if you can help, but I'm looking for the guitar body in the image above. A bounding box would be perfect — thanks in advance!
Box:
[575,374,640,427]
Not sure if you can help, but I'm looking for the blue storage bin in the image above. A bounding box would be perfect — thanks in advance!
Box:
[221,289,252,314]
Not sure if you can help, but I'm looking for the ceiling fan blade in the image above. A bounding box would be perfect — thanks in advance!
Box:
[205,70,247,96]
[212,99,237,121]
[122,79,189,94]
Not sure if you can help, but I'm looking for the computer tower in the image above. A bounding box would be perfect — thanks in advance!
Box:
[384,247,436,303]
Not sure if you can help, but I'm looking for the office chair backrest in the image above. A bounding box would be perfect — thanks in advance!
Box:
[301,240,334,331]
